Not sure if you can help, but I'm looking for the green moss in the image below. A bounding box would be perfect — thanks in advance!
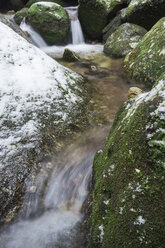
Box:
[89,78,165,247]
[27,3,69,44]
[124,17,165,88]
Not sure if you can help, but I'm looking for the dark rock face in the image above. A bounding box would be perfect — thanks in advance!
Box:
[125,0,165,30]
[103,8,127,42]
[104,22,147,58]
[88,73,165,248]
[0,0,28,12]
[124,17,165,88]
[78,0,111,40]
[26,2,70,45]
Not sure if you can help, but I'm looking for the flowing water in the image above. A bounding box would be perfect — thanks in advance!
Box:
[0,8,144,248]
[65,6,85,45]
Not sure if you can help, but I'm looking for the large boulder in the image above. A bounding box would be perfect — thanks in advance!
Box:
[26,2,70,45]
[0,21,89,224]
[104,23,147,58]
[78,0,111,40]
[89,73,165,247]
[124,18,165,88]
[125,0,165,30]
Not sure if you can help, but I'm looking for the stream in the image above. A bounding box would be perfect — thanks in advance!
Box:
[0,6,142,248]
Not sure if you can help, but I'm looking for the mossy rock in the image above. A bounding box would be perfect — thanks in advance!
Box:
[78,0,111,40]
[104,23,147,58]
[103,7,127,42]
[26,2,70,45]
[26,0,67,7]
[14,8,28,25]
[124,17,165,88]
[63,48,80,62]
[125,0,165,30]
[89,74,165,248]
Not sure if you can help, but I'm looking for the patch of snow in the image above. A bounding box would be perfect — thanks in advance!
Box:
[134,216,146,225]
[98,225,104,242]
[33,2,60,7]
[0,22,84,169]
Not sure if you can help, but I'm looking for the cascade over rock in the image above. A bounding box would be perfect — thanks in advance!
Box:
[26,2,70,45]
[124,17,165,88]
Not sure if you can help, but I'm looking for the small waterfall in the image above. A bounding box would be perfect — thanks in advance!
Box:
[66,6,85,45]
[0,127,107,248]
[20,18,47,48]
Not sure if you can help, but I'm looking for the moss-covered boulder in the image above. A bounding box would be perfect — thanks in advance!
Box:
[78,0,111,40]
[63,48,80,62]
[124,18,165,88]
[26,2,70,44]
[89,73,165,247]
[14,8,28,25]
[26,0,66,7]
[104,23,147,58]
[103,7,127,42]
[125,0,165,30]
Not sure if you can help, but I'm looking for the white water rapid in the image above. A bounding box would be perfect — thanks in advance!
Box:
[65,6,85,45]
[0,128,108,248]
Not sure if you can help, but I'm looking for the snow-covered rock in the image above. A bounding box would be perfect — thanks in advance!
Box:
[0,21,88,223]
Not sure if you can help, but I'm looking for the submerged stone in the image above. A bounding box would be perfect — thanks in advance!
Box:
[63,48,80,62]
[125,0,165,30]
[124,17,165,88]
[89,73,165,248]
[26,2,70,45]
[104,23,147,58]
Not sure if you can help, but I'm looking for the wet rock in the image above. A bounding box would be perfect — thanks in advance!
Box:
[89,72,165,247]
[103,8,127,42]
[124,17,165,88]
[63,48,80,62]
[128,87,142,99]
[26,2,70,45]
[78,0,111,40]
[104,23,147,58]
[14,8,28,25]
[125,0,165,30]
